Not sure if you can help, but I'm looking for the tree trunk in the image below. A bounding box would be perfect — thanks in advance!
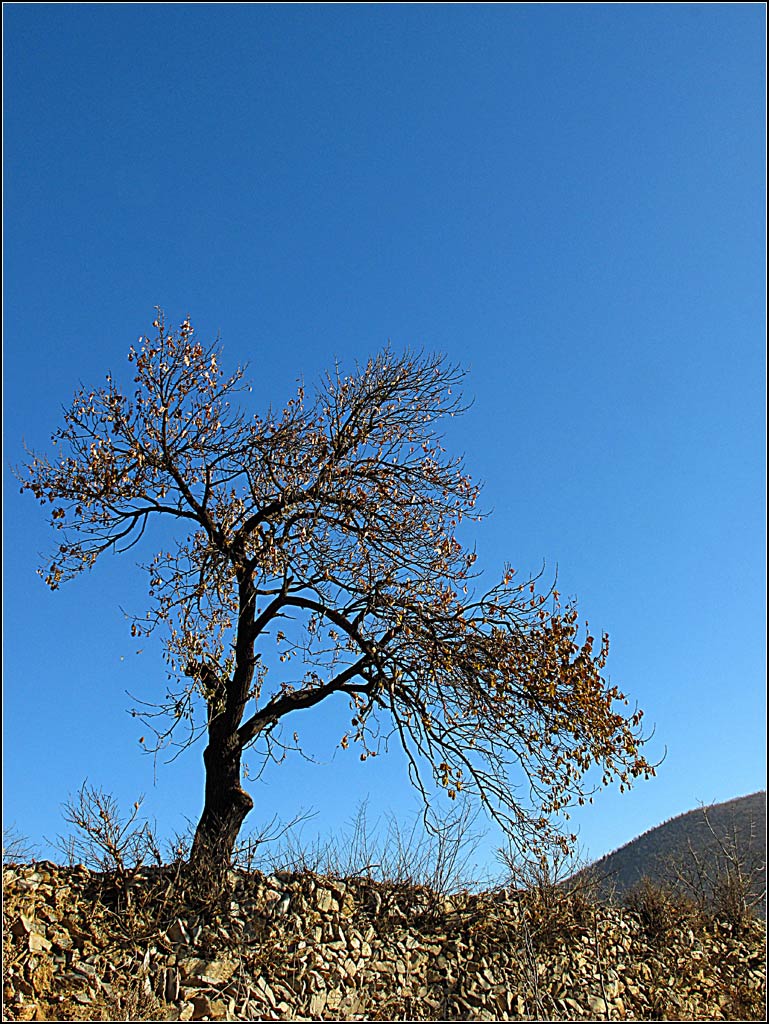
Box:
[189,734,253,876]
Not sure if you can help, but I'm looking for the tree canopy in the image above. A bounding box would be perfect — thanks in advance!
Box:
[20,312,655,867]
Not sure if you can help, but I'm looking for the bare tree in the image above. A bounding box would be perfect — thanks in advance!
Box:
[19,311,655,872]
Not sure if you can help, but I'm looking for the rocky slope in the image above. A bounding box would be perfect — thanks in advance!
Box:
[3,860,766,1021]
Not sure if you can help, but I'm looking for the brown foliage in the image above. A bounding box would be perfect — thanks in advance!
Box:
[18,310,655,867]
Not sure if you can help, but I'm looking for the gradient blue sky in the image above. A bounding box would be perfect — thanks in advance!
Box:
[3,4,765,872]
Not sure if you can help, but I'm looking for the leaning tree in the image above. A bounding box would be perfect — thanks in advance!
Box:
[19,312,655,871]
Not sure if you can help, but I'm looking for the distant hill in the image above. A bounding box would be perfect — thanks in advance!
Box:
[580,792,766,915]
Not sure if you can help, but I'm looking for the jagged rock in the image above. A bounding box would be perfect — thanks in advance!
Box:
[11,915,36,938]
[309,990,326,1015]
[314,887,336,913]
[11,1005,39,1022]
[587,993,609,1014]
[189,993,229,1020]
[178,956,237,986]
[167,917,190,944]
[28,932,52,954]
[163,966,180,1001]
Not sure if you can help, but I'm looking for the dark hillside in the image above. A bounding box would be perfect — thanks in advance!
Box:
[583,792,766,913]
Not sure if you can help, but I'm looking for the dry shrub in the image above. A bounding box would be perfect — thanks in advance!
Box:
[623,876,695,943]
[660,804,766,936]
[99,967,167,1022]
[497,843,599,952]
[53,782,162,911]
[2,824,36,865]
[252,799,486,897]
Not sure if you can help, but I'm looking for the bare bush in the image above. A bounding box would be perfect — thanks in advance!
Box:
[100,966,166,1022]
[497,842,597,951]
[2,824,37,865]
[164,820,195,865]
[664,805,766,934]
[54,782,160,904]
[623,876,694,943]
[249,799,486,896]
[232,808,317,874]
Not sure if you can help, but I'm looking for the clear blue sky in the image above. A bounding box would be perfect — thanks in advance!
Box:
[3,4,765,873]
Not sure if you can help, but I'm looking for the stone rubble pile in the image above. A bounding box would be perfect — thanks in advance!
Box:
[3,861,765,1021]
